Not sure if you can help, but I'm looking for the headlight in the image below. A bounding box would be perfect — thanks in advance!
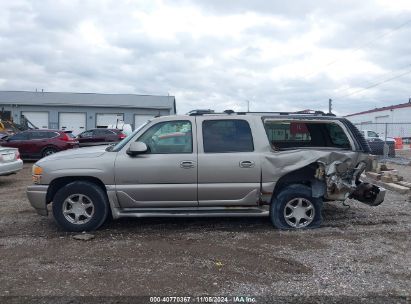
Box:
[32,165,43,184]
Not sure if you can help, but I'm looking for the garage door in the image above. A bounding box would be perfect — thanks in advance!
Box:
[96,113,124,128]
[134,114,154,130]
[21,111,49,129]
[59,112,86,136]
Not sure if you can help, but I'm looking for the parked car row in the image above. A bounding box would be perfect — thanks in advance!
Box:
[0,128,127,159]
[1,130,79,159]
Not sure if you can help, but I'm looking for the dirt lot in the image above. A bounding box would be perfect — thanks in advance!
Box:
[0,163,410,302]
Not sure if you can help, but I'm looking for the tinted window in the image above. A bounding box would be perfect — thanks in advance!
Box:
[202,120,254,153]
[93,129,105,136]
[95,129,115,135]
[80,130,93,138]
[138,120,192,154]
[31,131,53,139]
[9,132,29,141]
[65,132,75,138]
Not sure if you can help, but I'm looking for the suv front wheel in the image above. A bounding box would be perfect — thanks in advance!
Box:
[52,181,109,232]
[270,184,323,229]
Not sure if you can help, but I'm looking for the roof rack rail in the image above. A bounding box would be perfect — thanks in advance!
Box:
[186,109,336,117]
[236,111,336,116]
[187,109,215,116]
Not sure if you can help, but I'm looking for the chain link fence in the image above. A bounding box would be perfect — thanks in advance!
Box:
[354,122,411,161]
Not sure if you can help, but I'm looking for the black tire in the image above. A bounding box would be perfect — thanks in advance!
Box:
[270,184,323,230]
[52,181,109,232]
[42,147,58,158]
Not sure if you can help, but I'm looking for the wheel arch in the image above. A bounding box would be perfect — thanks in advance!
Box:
[46,176,107,204]
[271,162,326,202]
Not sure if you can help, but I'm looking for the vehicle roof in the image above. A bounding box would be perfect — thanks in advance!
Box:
[88,128,121,131]
[24,129,60,132]
[155,112,343,121]
[23,129,70,133]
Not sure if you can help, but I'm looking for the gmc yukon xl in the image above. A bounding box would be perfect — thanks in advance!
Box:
[27,111,385,231]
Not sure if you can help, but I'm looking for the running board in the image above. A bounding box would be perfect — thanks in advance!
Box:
[113,206,270,219]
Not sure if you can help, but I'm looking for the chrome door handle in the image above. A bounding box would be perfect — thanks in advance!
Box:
[239,160,255,168]
[180,161,195,169]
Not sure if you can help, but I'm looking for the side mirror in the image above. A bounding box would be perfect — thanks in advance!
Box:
[127,141,148,156]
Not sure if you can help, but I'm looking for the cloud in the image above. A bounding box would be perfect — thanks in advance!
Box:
[0,0,410,115]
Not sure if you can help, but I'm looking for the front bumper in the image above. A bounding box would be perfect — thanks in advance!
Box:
[26,185,49,216]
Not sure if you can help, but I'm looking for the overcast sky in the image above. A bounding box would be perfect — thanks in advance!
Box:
[0,0,410,115]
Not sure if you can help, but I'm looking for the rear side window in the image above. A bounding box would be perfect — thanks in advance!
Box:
[31,131,58,139]
[64,132,75,138]
[80,130,93,138]
[202,120,254,153]
[9,132,29,141]
[264,121,351,150]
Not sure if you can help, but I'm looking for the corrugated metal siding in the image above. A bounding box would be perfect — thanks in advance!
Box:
[0,91,175,112]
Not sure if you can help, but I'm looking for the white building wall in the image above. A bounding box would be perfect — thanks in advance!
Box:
[347,105,411,138]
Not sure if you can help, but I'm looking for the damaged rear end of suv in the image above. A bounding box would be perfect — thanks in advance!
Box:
[262,115,385,229]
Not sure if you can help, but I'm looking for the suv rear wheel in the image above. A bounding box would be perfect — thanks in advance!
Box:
[52,181,109,232]
[270,184,323,229]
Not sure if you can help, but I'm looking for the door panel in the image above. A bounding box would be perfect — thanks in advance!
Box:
[196,117,261,206]
[114,118,197,207]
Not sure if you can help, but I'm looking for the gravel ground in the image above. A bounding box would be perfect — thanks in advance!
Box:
[0,163,410,303]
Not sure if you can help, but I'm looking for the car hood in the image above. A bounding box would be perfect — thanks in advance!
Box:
[37,145,110,163]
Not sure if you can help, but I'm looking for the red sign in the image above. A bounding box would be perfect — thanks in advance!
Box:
[290,122,309,135]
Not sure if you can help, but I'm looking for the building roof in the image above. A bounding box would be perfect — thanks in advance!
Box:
[345,101,411,117]
[0,90,176,112]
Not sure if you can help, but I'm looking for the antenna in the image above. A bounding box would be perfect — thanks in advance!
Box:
[328,98,333,114]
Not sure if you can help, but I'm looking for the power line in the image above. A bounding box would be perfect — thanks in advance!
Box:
[303,17,411,79]
[333,65,411,100]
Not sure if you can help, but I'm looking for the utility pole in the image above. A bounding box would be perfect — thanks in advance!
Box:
[328,98,332,114]
[246,100,250,112]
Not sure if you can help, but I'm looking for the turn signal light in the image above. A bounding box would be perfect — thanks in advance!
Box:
[32,165,43,176]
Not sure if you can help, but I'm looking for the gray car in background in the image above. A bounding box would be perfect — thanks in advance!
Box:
[27,112,385,232]
[0,147,23,176]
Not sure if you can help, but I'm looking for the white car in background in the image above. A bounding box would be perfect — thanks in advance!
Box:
[360,130,395,142]
[0,147,23,176]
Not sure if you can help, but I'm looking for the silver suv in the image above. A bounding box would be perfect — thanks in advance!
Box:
[27,111,385,231]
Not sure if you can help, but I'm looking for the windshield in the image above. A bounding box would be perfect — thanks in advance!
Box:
[106,121,150,152]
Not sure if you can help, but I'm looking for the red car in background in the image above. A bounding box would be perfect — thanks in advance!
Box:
[0,130,79,159]
[77,129,126,147]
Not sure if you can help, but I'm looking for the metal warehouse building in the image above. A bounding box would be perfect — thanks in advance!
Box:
[345,100,411,139]
[0,91,176,135]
